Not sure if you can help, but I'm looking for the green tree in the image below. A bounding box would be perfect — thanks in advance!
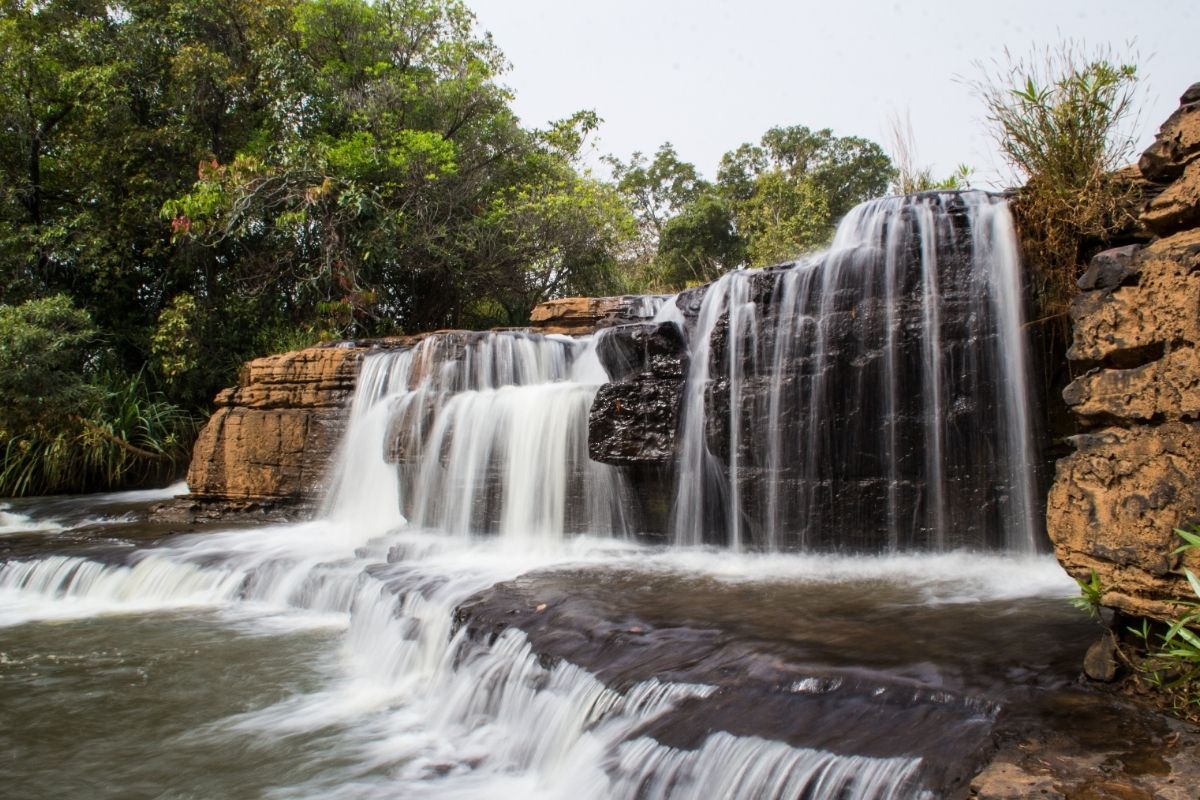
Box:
[656,193,743,286]
[0,295,99,437]
[166,0,634,333]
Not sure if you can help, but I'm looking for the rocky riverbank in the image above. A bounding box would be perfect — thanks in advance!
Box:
[1047,83,1200,621]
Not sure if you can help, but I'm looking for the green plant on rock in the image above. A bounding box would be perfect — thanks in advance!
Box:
[971,42,1142,320]
[1070,569,1105,619]
[1129,525,1200,721]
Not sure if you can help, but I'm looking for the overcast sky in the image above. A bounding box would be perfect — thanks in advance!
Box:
[468,0,1196,189]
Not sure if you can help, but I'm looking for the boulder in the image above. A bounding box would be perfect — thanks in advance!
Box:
[588,378,682,466]
[1137,84,1200,183]
[185,345,365,508]
[1075,244,1141,291]
[594,322,688,382]
[1047,423,1200,620]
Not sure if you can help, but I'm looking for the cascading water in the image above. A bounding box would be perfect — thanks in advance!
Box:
[0,192,1081,800]
[669,191,1039,553]
[324,331,632,545]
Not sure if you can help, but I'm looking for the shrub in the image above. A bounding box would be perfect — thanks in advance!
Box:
[0,296,199,496]
[971,43,1141,317]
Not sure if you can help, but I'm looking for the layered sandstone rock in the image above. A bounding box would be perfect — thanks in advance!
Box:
[185,345,366,509]
[1048,84,1200,620]
[528,295,664,335]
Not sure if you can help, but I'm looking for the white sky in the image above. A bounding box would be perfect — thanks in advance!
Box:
[469,0,1197,189]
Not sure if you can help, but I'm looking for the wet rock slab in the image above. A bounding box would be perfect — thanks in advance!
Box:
[455,565,1198,799]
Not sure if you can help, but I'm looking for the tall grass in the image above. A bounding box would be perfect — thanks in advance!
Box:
[971,42,1142,317]
[1131,526,1200,723]
[0,370,201,497]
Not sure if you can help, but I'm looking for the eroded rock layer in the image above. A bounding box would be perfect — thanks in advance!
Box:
[1048,83,1200,620]
[185,345,366,509]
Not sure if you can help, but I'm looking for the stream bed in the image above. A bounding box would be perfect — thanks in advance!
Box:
[2,489,1196,799]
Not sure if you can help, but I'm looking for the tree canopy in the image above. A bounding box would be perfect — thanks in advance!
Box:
[0,0,899,494]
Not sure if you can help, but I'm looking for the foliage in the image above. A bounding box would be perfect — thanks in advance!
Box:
[623,126,895,289]
[0,369,198,497]
[0,297,197,496]
[1129,525,1200,722]
[971,43,1141,316]
[0,295,100,437]
[1070,569,1105,619]
[0,0,640,448]
[607,143,710,261]
[163,1,636,336]
[717,125,895,265]
[886,112,973,195]
[656,193,744,287]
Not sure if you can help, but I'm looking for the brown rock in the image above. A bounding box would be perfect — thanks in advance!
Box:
[1046,422,1200,620]
[1083,632,1120,682]
[1138,92,1200,183]
[528,296,627,335]
[1066,228,1200,365]
[186,345,366,507]
[969,761,1062,799]
[1142,157,1200,236]
[528,295,664,335]
[1063,345,1200,423]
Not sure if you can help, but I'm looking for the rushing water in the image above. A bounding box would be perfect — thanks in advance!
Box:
[670,192,1038,552]
[0,193,1085,799]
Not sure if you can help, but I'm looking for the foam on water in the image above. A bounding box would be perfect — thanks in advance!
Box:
[0,193,1058,799]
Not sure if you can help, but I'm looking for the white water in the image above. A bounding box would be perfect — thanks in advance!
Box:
[0,336,1072,797]
[668,191,1040,552]
[0,193,1058,798]
[0,480,187,536]
[324,333,630,546]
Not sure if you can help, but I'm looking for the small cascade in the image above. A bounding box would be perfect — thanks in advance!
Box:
[668,191,1039,552]
[325,331,630,544]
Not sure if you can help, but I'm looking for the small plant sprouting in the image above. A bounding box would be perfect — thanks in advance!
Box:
[1070,569,1105,619]
[1128,525,1200,721]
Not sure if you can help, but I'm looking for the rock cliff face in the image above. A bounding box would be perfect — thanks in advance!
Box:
[184,345,365,511]
[182,296,653,514]
[1047,83,1200,620]
[589,193,1035,551]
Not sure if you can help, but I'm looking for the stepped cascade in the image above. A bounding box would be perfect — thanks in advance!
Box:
[312,190,1040,554]
[602,191,1039,552]
[0,191,1091,800]
[323,331,634,544]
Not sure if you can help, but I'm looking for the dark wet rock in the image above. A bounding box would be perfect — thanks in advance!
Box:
[588,379,681,466]
[1077,244,1143,290]
[595,322,688,382]
[455,565,1195,800]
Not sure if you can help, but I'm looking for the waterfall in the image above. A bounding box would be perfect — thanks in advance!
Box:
[0,191,1056,800]
[323,331,631,545]
[668,191,1039,552]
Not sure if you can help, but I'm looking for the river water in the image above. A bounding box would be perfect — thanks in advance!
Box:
[0,487,1095,800]
[0,192,1119,798]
